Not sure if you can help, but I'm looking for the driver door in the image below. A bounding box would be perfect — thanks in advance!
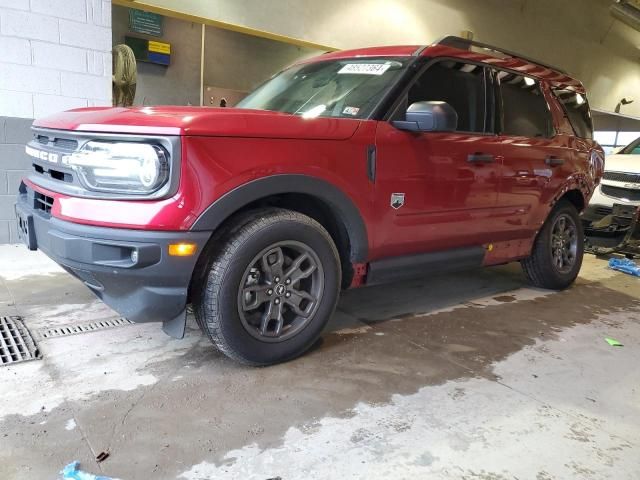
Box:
[373,60,503,259]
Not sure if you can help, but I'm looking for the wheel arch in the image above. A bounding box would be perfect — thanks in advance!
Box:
[552,172,593,213]
[531,187,587,239]
[190,175,369,288]
[558,188,586,212]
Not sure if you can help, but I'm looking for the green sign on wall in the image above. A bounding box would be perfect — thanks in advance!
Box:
[129,9,163,37]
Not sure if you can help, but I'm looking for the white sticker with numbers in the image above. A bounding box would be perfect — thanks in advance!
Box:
[338,63,391,75]
[342,106,360,116]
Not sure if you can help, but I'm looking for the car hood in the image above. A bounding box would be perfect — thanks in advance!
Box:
[32,106,362,140]
[604,153,640,174]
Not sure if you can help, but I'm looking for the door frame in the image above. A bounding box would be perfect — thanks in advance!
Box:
[381,56,498,138]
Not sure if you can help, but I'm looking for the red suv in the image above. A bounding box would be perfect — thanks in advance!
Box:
[15,36,604,365]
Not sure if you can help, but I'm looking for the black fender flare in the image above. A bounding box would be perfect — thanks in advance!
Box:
[190,174,369,262]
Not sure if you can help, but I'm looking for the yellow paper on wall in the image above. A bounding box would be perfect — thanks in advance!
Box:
[148,41,170,54]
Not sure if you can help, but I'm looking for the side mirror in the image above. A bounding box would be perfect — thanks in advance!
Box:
[392,101,458,132]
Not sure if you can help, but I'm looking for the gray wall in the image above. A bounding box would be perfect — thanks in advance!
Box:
[0,116,32,244]
[112,5,202,106]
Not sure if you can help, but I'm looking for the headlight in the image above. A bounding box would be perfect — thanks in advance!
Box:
[63,141,170,194]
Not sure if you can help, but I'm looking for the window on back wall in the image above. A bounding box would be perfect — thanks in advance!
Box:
[594,131,640,154]
[617,131,640,147]
[594,131,617,154]
[497,71,553,138]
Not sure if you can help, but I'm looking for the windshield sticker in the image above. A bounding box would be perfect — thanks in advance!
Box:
[338,63,391,75]
[342,106,360,116]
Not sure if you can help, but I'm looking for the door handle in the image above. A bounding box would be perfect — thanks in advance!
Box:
[545,156,565,167]
[467,153,495,164]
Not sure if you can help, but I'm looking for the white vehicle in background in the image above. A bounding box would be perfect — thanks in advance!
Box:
[583,137,640,255]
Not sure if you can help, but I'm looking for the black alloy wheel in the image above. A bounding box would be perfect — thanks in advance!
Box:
[238,241,324,342]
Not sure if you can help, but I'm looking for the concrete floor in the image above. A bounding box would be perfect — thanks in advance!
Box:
[0,244,639,480]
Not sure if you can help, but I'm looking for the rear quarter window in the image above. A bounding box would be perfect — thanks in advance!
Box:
[498,71,553,138]
[552,89,593,140]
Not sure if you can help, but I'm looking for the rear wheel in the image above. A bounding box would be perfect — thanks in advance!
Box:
[521,200,583,290]
[194,208,341,365]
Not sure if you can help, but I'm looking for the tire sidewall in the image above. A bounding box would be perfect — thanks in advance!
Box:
[209,216,340,364]
[538,201,584,286]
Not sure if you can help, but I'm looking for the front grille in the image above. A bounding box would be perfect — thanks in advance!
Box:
[594,206,613,217]
[31,132,79,187]
[32,163,73,183]
[603,171,640,183]
[601,185,640,201]
[34,191,54,213]
[53,138,78,150]
[36,134,78,151]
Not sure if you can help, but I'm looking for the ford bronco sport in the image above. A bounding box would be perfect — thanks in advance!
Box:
[15,36,604,365]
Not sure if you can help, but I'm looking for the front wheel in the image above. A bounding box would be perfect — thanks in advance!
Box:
[521,200,584,290]
[194,208,341,365]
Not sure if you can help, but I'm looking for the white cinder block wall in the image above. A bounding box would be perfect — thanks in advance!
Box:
[0,0,112,117]
[0,0,112,243]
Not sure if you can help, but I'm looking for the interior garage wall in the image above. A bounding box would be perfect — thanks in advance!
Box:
[0,117,32,244]
[112,5,201,106]
[138,0,640,118]
[0,1,112,244]
[112,5,319,106]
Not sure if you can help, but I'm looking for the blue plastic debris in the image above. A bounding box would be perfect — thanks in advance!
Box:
[608,258,640,277]
[60,462,113,480]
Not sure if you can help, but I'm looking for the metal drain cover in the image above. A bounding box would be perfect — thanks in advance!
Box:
[0,316,41,366]
[36,317,133,340]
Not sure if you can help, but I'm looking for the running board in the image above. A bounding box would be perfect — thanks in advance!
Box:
[366,246,485,286]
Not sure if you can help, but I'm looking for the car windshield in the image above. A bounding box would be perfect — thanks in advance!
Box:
[236,57,409,119]
[620,137,640,154]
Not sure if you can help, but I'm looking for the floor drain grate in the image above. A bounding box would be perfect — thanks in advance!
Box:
[0,316,41,366]
[37,317,134,340]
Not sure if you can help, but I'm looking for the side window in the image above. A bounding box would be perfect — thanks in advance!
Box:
[552,89,593,139]
[407,61,486,133]
[497,71,553,138]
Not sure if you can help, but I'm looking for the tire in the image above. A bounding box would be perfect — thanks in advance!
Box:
[193,208,341,366]
[521,200,584,290]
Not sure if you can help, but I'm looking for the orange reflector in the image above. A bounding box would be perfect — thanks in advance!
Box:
[168,243,197,257]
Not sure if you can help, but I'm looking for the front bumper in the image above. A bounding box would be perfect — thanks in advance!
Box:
[582,199,640,256]
[582,203,615,223]
[586,183,640,219]
[15,183,211,337]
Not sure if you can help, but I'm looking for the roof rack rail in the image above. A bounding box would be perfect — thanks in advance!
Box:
[435,35,568,75]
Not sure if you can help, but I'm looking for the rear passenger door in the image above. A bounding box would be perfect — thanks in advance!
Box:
[494,70,572,240]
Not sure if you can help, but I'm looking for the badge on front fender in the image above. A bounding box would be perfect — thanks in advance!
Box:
[390,193,405,210]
